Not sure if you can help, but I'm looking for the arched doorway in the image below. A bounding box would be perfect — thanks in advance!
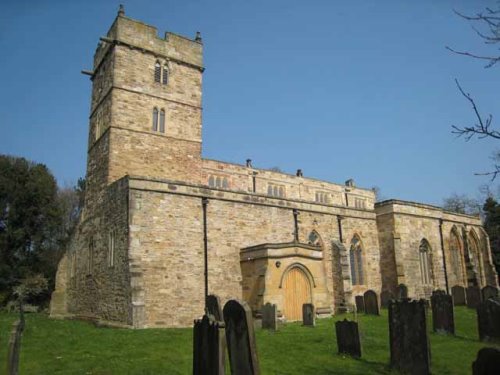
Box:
[282,266,312,321]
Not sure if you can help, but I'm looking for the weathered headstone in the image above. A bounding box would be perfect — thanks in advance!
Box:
[364,290,379,315]
[430,290,454,335]
[451,285,466,306]
[467,286,481,309]
[302,303,315,326]
[389,299,430,375]
[261,303,277,331]
[7,318,25,375]
[206,294,223,322]
[397,284,408,299]
[381,290,394,308]
[223,299,260,375]
[335,319,361,358]
[193,314,225,375]
[472,347,500,375]
[477,297,500,342]
[481,286,499,302]
[355,296,365,313]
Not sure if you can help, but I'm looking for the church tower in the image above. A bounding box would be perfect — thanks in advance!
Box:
[84,6,204,208]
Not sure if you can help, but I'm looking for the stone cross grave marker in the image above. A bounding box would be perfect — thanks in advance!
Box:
[223,299,260,375]
[389,299,430,375]
[261,303,277,331]
[364,290,379,315]
[193,314,225,375]
[397,284,408,299]
[472,347,500,375]
[355,296,365,313]
[451,285,466,306]
[206,294,223,322]
[481,286,499,302]
[467,286,481,309]
[302,303,315,327]
[380,290,394,308]
[335,319,361,358]
[477,297,500,342]
[430,290,454,335]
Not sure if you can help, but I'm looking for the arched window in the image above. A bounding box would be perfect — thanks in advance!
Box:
[159,109,165,133]
[419,239,432,285]
[162,65,169,85]
[154,62,161,83]
[449,229,463,283]
[268,185,273,196]
[273,186,278,197]
[215,176,222,188]
[208,176,215,187]
[152,108,159,131]
[222,177,229,189]
[350,235,364,285]
[279,186,284,197]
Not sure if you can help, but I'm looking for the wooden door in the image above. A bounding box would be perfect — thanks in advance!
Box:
[283,267,311,321]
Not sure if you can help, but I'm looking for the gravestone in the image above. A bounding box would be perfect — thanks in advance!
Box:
[477,297,500,342]
[397,284,408,299]
[451,285,466,306]
[472,347,500,375]
[206,294,223,322]
[302,303,315,326]
[223,299,260,375]
[364,290,379,315]
[430,290,454,334]
[193,314,225,375]
[481,286,499,302]
[389,299,430,375]
[467,286,481,309]
[355,296,365,313]
[261,303,277,331]
[381,291,394,308]
[7,317,25,375]
[335,319,361,358]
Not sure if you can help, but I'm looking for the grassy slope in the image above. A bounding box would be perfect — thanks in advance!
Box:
[0,307,498,374]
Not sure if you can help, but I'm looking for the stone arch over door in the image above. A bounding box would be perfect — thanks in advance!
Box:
[280,264,313,321]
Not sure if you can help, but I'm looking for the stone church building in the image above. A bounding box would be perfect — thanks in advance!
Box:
[50,8,498,328]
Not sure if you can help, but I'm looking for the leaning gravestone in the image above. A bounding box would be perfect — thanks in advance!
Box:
[223,300,260,375]
[451,285,466,306]
[381,290,394,308]
[261,303,277,331]
[335,319,361,358]
[302,304,315,327]
[355,296,365,313]
[364,290,379,315]
[389,299,430,375]
[481,286,499,302]
[472,347,500,375]
[193,314,225,375]
[477,297,500,342]
[397,284,408,299]
[7,305,25,375]
[467,286,482,309]
[431,290,454,335]
[206,294,223,322]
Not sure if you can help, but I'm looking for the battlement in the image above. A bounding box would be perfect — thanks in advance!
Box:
[93,6,203,71]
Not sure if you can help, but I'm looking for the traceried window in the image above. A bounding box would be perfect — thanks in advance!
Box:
[349,235,364,285]
[108,230,116,268]
[267,183,285,198]
[154,62,161,83]
[419,239,432,285]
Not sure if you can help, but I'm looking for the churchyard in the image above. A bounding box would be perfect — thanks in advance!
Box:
[2,303,499,374]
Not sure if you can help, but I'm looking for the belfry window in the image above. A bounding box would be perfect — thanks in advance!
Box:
[349,235,364,285]
[154,62,161,83]
[419,239,432,285]
[162,66,169,85]
[267,183,285,198]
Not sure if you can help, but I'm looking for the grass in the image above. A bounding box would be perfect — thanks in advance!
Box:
[1,307,498,374]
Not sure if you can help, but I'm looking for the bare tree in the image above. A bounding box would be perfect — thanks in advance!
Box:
[447,3,499,177]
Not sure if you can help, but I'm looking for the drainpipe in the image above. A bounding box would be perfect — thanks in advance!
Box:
[202,197,209,307]
[293,209,300,243]
[337,216,343,243]
[439,219,449,294]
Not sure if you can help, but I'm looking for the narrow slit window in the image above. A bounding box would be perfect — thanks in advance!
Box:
[154,62,161,83]
[108,230,115,268]
[159,110,165,133]
[152,108,159,131]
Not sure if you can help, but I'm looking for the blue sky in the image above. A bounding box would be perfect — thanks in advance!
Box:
[0,0,498,206]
